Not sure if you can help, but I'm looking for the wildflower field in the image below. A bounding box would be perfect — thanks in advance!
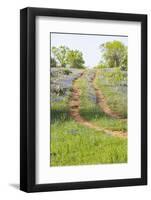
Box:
[50,67,127,166]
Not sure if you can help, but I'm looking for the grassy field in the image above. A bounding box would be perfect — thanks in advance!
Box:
[50,68,127,166]
[95,69,127,118]
[76,70,127,131]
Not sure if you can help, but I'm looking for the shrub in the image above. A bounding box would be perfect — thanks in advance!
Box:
[51,57,57,68]
[63,69,72,75]
[96,64,106,69]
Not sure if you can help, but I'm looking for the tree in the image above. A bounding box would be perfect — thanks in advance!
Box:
[52,46,69,67]
[121,46,128,70]
[100,41,127,70]
[66,50,85,69]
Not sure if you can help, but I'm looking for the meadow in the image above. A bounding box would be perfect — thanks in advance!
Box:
[50,67,127,166]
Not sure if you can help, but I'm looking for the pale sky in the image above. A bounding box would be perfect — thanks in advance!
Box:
[51,33,128,68]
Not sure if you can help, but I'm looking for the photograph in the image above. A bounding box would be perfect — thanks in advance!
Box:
[20,7,147,192]
[50,32,128,167]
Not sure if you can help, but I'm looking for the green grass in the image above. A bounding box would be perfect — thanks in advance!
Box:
[95,69,127,118]
[50,70,127,166]
[76,72,127,131]
[51,100,127,166]
[51,120,127,166]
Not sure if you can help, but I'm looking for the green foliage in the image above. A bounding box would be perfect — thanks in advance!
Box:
[52,46,69,67]
[96,63,106,69]
[66,50,85,69]
[105,68,127,85]
[63,69,72,75]
[100,40,128,70]
[51,46,85,69]
[50,57,57,68]
[95,69,127,118]
[120,47,128,70]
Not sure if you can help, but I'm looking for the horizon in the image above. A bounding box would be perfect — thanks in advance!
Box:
[51,32,128,68]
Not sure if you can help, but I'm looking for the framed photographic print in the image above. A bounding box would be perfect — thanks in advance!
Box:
[20,7,147,192]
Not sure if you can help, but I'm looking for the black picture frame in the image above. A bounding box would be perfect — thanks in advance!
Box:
[20,7,147,193]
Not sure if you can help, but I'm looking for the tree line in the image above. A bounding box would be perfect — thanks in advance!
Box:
[51,41,128,70]
[51,46,85,69]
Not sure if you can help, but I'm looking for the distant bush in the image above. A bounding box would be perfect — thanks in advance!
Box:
[51,57,57,68]
[63,69,72,75]
[96,64,106,69]
[104,67,127,85]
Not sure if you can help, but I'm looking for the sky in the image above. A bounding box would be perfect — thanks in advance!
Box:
[51,33,128,68]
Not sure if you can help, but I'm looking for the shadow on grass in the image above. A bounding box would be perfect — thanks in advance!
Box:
[51,106,121,124]
[80,106,127,131]
[51,108,71,124]
[80,106,109,121]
